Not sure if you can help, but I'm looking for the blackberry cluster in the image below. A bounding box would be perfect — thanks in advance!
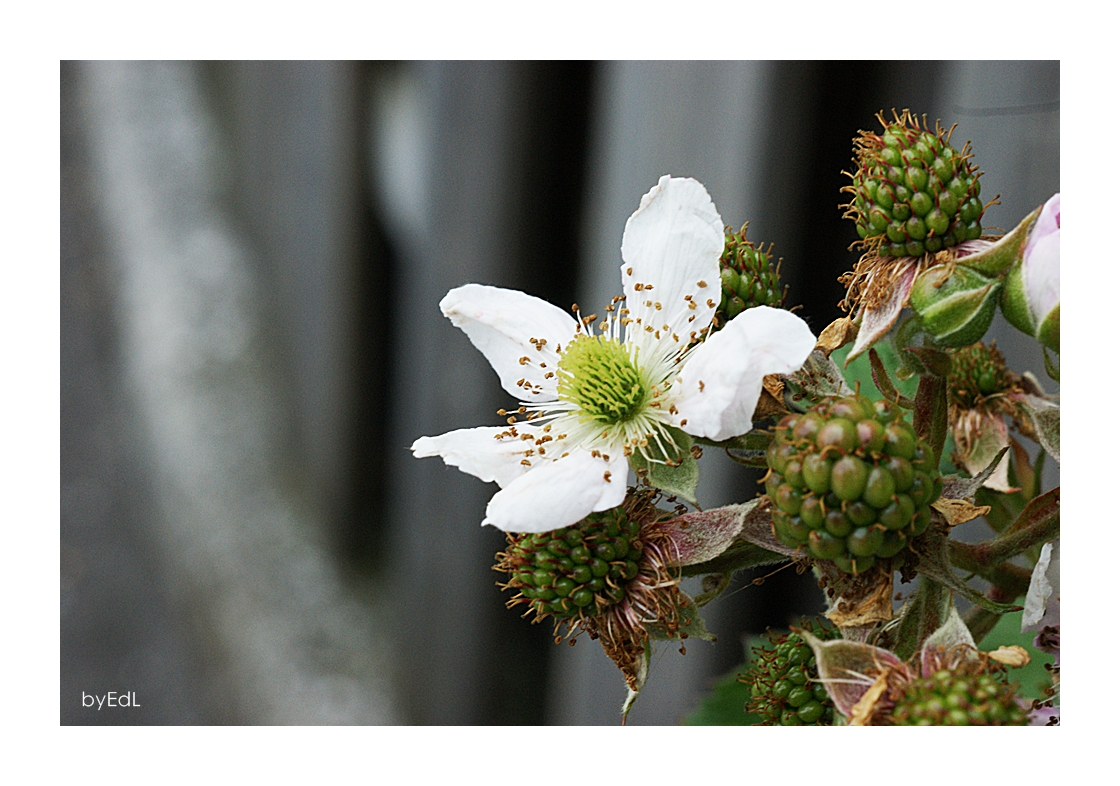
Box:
[498,508,643,620]
[846,110,984,258]
[765,394,942,575]
[741,622,836,725]
[947,341,1012,410]
[713,224,787,329]
[891,669,1028,726]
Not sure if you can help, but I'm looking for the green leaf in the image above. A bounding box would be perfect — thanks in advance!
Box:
[630,427,700,505]
[649,502,752,567]
[958,205,1040,277]
[1037,303,1059,353]
[1020,393,1060,464]
[835,339,919,403]
[647,591,715,643]
[679,538,787,578]
[913,373,948,460]
[1043,347,1060,382]
[683,667,761,725]
[782,349,853,411]
[1001,258,1036,335]
[978,610,1056,702]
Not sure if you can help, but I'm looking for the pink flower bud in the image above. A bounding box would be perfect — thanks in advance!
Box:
[1024,193,1060,351]
[999,193,1060,352]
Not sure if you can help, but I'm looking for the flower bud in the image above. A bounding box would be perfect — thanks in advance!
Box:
[1000,193,1059,352]
[909,263,1001,347]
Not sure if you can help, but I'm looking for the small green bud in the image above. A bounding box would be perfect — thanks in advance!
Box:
[909,263,1001,347]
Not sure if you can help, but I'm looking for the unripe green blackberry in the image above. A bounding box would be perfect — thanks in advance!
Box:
[891,669,1028,726]
[497,507,644,620]
[845,110,984,258]
[741,621,837,726]
[947,341,1012,411]
[765,394,942,574]
[712,223,788,330]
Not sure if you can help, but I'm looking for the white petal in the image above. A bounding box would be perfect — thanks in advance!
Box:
[440,284,579,402]
[411,425,541,489]
[482,450,629,533]
[673,306,815,441]
[1023,539,1059,631]
[620,176,724,359]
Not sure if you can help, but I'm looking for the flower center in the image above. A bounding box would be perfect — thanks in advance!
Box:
[556,335,647,424]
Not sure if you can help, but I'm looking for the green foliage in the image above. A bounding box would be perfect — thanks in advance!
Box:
[683,664,762,726]
[834,340,919,404]
[979,611,1056,702]
[630,427,699,506]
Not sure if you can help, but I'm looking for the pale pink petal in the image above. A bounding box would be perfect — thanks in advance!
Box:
[798,631,906,719]
[620,176,725,359]
[411,425,543,488]
[672,306,815,441]
[440,284,579,402]
[1024,193,1060,261]
[1024,232,1060,324]
[1022,193,1060,326]
[482,450,629,533]
[848,260,918,362]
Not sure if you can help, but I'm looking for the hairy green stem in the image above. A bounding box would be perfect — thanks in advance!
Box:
[950,487,1059,570]
[868,348,914,408]
[914,373,948,459]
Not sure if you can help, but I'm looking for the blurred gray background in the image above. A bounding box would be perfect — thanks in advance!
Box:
[61,60,1059,725]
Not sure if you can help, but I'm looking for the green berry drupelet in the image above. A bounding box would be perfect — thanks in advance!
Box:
[741,621,836,726]
[891,669,1028,726]
[712,223,788,330]
[496,506,644,621]
[947,341,1013,411]
[844,110,984,258]
[765,394,942,575]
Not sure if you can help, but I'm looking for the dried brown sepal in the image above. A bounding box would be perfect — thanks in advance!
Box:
[752,374,788,419]
[932,497,992,528]
[988,645,1031,668]
[815,316,858,356]
[848,672,890,726]
[818,559,895,632]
